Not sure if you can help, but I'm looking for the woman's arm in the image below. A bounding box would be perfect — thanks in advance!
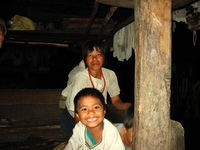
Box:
[111,95,132,110]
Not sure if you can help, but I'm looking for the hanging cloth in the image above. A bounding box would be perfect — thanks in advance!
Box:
[113,22,135,61]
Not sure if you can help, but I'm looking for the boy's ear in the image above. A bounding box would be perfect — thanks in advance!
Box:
[103,110,106,116]
[75,113,79,119]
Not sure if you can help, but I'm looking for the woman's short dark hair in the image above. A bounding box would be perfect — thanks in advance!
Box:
[123,104,134,129]
[82,39,108,68]
[74,88,107,113]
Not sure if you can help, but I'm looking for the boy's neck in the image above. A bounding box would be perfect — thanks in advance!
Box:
[87,123,104,143]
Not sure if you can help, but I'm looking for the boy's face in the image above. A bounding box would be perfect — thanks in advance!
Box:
[75,95,106,130]
[85,47,104,71]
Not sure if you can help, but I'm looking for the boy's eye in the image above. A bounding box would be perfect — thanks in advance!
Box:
[81,108,87,111]
[94,106,100,109]
[87,54,92,57]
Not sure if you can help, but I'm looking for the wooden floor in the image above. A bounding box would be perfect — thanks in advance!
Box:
[0,137,66,150]
[0,127,66,150]
[0,119,200,150]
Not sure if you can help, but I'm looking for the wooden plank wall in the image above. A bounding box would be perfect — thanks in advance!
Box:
[0,89,62,143]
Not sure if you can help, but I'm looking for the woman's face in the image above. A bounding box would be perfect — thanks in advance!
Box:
[85,46,104,71]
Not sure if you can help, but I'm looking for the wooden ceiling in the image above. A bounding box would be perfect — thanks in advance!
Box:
[0,0,198,46]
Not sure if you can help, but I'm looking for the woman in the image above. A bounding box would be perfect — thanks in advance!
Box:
[60,39,132,137]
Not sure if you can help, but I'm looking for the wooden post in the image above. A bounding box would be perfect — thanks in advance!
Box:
[133,0,172,149]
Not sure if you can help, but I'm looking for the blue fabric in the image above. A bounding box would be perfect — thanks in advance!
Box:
[115,123,123,131]
[60,108,75,137]
[86,129,97,145]
[114,123,131,150]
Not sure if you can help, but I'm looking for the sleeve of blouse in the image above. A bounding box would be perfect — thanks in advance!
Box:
[61,84,72,97]
[67,72,89,114]
[107,70,120,98]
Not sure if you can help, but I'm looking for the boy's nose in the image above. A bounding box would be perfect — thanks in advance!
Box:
[88,109,95,114]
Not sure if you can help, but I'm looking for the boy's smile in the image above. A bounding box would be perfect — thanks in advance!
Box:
[87,117,97,122]
[75,95,106,129]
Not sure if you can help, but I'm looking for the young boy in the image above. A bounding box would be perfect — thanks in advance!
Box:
[64,88,125,150]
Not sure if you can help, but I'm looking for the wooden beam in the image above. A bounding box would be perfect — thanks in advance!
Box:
[172,0,198,9]
[0,89,61,105]
[96,0,197,9]
[99,6,118,37]
[84,2,99,40]
[96,0,134,8]
[103,14,134,38]
[0,125,60,134]
[133,0,172,149]
[6,41,68,47]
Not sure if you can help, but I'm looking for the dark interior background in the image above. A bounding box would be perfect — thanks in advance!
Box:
[0,21,200,115]
[0,21,200,149]
[1,1,200,149]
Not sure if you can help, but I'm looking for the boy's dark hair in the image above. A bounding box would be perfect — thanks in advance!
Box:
[74,88,107,113]
[82,39,108,68]
[123,104,134,130]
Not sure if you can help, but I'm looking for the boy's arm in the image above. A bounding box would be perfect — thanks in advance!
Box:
[64,133,79,150]
[64,122,83,150]
[64,139,77,150]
